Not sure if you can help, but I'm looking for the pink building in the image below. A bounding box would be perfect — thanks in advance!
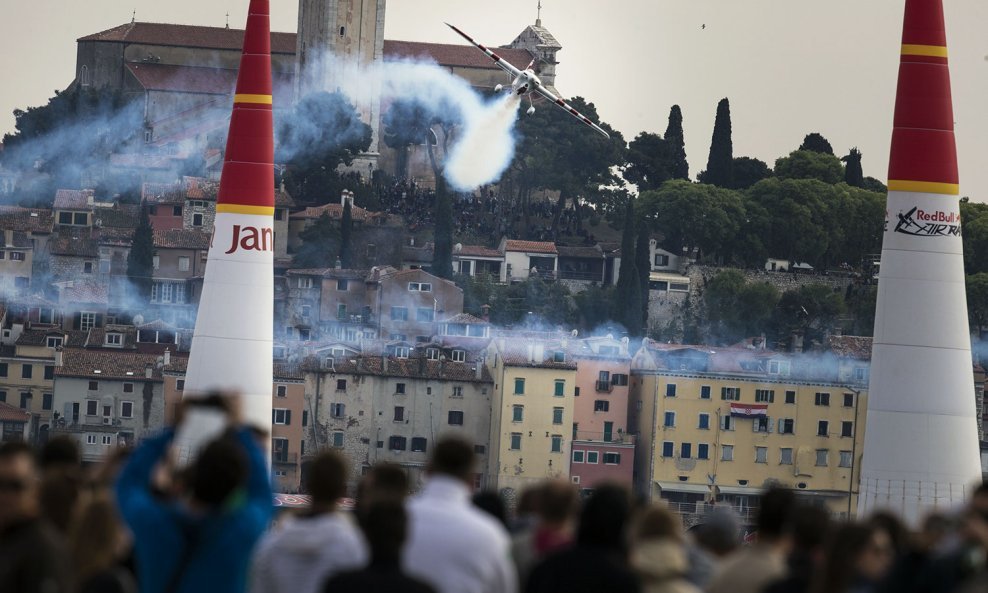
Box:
[569,336,635,491]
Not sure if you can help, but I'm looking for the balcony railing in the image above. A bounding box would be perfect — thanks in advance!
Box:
[595,380,612,392]
[572,430,635,445]
[662,500,758,521]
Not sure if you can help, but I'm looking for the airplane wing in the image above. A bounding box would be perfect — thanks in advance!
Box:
[445,23,523,79]
[534,84,611,139]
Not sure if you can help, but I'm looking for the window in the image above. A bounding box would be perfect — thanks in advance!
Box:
[680,443,691,459]
[86,435,97,445]
[841,421,853,438]
[754,416,771,433]
[152,256,160,270]
[273,409,291,425]
[816,449,829,466]
[662,441,674,458]
[785,390,796,404]
[86,400,98,416]
[390,307,408,321]
[701,386,712,399]
[611,374,629,386]
[780,447,794,465]
[121,401,133,418]
[394,406,405,422]
[778,418,795,434]
[302,410,308,427]
[755,389,775,403]
[720,387,740,401]
[73,212,87,225]
[0,364,6,377]
[407,282,432,292]
[594,400,610,412]
[721,444,734,461]
[698,444,710,459]
[83,261,94,274]
[654,254,669,267]
[754,446,768,463]
[297,277,312,289]
[80,312,97,331]
[336,304,347,320]
[0,391,5,403]
[172,205,182,216]
[178,256,190,272]
[336,379,347,391]
[572,450,585,463]
[330,403,346,418]
[720,415,734,431]
[46,336,63,349]
[395,383,406,395]
[333,432,345,448]
[411,437,428,452]
[604,452,621,464]
[815,392,831,406]
[389,436,407,451]
[554,380,565,397]
[512,405,524,422]
[276,385,287,398]
[426,348,439,360]
[176,380,184,391]
[451,386,463,398]
[551,435,562,453]
[853,367,869,382]
[843,392,855,407]
[839,450,853,468]
[474,445,486,455]
[192,213,204,227]
[448,411,464,425]
[553,351,566,363]
[337,279,349,291]
[818,420,829,437]
[586,451,600,464]
[666,384,677,398]
[105,333,122,346]
[664,411,676,428]
[416,307,435,322]
[41,393,52,411]
[510,432,522,450]
[514,378,525,395]
[451,350,466,362]
[19,392,30,409]
[88,381,98,391]
[59,212,73,225]
[552,407,564,425]
[21,365,32,379]
[123,383,134,393]
[44,366,54,380]
[698,413,710,429]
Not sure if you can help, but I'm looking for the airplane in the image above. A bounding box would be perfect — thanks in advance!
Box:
[445,22,610,139]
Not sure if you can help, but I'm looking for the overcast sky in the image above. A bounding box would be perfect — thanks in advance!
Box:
[2,1,986,199]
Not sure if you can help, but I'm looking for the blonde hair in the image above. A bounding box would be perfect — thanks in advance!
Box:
[68,489,127,589]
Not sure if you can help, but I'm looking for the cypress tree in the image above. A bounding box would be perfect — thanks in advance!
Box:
[431,178,454,279]
[615,198,643,336]
[842,148,864,187]
[699,98,733,187]
[127,205,155,302]
[340,197,353,267]
[635,218,652,329]
[664,105,689,180]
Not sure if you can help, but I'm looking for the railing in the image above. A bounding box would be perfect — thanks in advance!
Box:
[558,270,604,281]
[595,380,612,393]
[572,430,635,445]
[662,500,758,521]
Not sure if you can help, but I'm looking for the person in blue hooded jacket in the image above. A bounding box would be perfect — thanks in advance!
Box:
[115,395,272,593]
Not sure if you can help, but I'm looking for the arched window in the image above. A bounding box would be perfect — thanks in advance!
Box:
[80,65,90,86]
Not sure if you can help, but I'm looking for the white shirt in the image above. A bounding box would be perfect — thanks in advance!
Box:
[403,476,518,593]
[250,511,368,593]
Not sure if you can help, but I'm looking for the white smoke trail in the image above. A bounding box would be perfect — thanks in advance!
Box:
[444,94,520,191]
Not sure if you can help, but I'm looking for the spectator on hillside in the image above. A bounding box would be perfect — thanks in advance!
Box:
[0,441,70,593]
[323,499,436,593]
[630,505,699,593]
[68,491,137,593]
[512,480,578,585]
[403,436,516,593]
[115,395,272,593]
[250,450,366,593]
[525,483,640,593]
[764,504,832,593]
[706,487,797,593]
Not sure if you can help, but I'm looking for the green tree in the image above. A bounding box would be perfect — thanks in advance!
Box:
[771,284,845,346]
[962,202,988,275]
[625,132,672,192]
[704,270,779,343]
[432,179,454,279]
[744,178,835,266]
[294,213,341,269]
[967,273,988,339]
[381,99,430,178]
[842,148,864,187]
[638,181,744,262]
[664,105,689,180]
[126,206,155,302]
[614,199,643,336]
[698,98,733,187]
[574,284,617,331]
[861,177,887,193]
[845,284,877,336]
[729,156,772,190]
[798,133,835,155]
[774,150,844,184]
[340,198,353,268]
[636,218,652,327]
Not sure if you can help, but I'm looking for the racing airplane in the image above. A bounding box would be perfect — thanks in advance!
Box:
[445,23,610,139]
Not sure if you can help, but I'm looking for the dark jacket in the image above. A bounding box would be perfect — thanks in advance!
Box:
[526,546,641,593]
[115,428,273,593]
[324,560,437,593]
[0,517,70,593]
[763,551,815,593]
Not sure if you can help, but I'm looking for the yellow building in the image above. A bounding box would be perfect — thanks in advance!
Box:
[486,336,578,499]
[630,341,868,520]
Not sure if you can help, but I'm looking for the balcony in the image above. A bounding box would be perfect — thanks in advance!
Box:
[572,430,635,445]
[595,380,612,393]
[273,453,298,465]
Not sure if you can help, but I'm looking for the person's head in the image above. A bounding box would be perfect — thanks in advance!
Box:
[813,523,894,593]
[538,479,578,527]
[516,485,543,518]
[0,441,39,526]
[361,499,408,563]
[39,436,81,471]
[473,491,508,528]
[39,469,82,534]
[868,510,908,556]
[428,436,475,484]
[186,433,247,508]
[635,504,683,543]
[756,487,797,544]
[68,491,129,585]
[577,483,631,552]
[305,450,348,509]
[692,506,741,557]
[791,504,831,555]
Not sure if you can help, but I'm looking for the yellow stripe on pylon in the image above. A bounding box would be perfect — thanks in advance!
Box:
[887,180,959,195]
[216,204,276,215]
[901,44,948,58]
[233,94,273,105]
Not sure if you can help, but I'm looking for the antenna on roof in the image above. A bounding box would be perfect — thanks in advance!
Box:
[225,12,230,29]
[536,1,542,26]
[131,10,136,23]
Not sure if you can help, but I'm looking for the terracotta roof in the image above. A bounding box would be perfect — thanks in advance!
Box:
[61,280,109,305]
[85,326,138,350]
[79,22,297,54]
[273,363,304,381]
[444,313,489,325]
[55,348,164,381]
[153,228,210,250]
[1,231,32,249]
[301,354,492,383]
[137,319,177,332]
[53,189,94,210]
[0,207,54,234]
[50,229,98,257]
[827,336,873,360]
[557,244,603,259]
[0,402,30,422]
[403,245,434,263]
[289,203,370,222]
[285,268,367,280]
[455,244,501,258]
[498,340,577,369]
[275,189,295,208]
[503,240,557,254]
[142,182,185,205]
[127,63,235,95]
[92,205,140,229]
[384,39,534,71]
[15,329,65,347]
[96,226,136,247]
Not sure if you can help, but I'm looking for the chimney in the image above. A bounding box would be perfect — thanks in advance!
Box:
[481,304,490,322]
[791,334,804,354]
[527,344,535,363]
[335,258,342,270]
[3,230,11,247]
[145,363,153,379]
[54,347,64,367]
[534,343,545,362]
[382,351,388,374]
[163,348,171,366]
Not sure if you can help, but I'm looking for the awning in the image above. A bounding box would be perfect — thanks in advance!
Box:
[656,481,711,494]
[715,485,764,496]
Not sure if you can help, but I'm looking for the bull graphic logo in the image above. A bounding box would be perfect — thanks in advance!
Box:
[893,207,961,238]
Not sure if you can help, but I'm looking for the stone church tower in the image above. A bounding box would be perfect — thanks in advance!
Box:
[296,0,387,172]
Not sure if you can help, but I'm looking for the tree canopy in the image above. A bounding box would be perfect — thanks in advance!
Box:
[798,133,835,155]
[774,150,844,184]
[294,213,342,269]
[698,98,733,187]
[703,270,779,344]
[625,132,673,192]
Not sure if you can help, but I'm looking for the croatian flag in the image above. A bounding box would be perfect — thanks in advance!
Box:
[731,403,768,417]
